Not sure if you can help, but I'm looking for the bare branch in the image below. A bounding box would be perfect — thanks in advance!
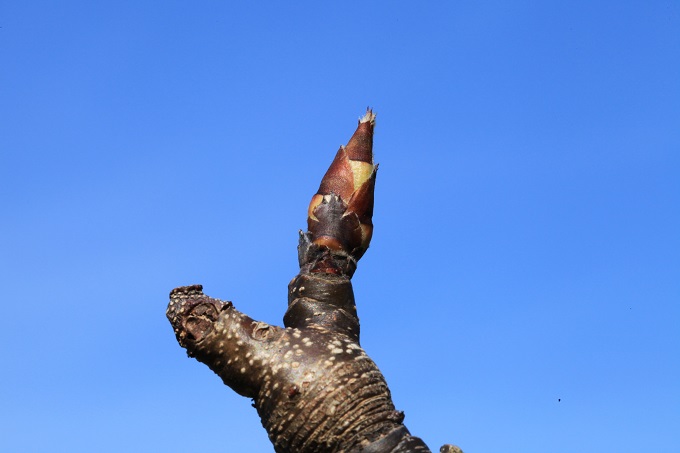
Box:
[166,111,462,453]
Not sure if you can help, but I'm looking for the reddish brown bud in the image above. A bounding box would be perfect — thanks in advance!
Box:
[307,110,377,261]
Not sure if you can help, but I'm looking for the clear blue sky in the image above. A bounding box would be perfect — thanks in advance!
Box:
[1,2,679,452]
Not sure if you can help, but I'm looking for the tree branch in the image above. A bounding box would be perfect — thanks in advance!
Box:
[166,110,462,453]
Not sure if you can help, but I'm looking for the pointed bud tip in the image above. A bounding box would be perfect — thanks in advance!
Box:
[346,109,375,163]
[359,108,376,125]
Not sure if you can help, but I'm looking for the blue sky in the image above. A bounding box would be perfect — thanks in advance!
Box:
[1,2,679,452]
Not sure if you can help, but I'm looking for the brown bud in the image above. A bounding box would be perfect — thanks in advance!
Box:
[307,109,377,261]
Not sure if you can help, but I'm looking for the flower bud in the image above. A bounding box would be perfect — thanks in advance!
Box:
[307,109,377,261]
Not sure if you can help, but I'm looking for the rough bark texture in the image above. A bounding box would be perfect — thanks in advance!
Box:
[167,111,462,453]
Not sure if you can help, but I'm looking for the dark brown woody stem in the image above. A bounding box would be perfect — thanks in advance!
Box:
[166,110,462,453]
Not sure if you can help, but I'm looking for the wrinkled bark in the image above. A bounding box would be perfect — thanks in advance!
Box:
[166,111,462,453]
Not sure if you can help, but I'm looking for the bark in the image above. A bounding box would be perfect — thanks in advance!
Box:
[166,110,462,453]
